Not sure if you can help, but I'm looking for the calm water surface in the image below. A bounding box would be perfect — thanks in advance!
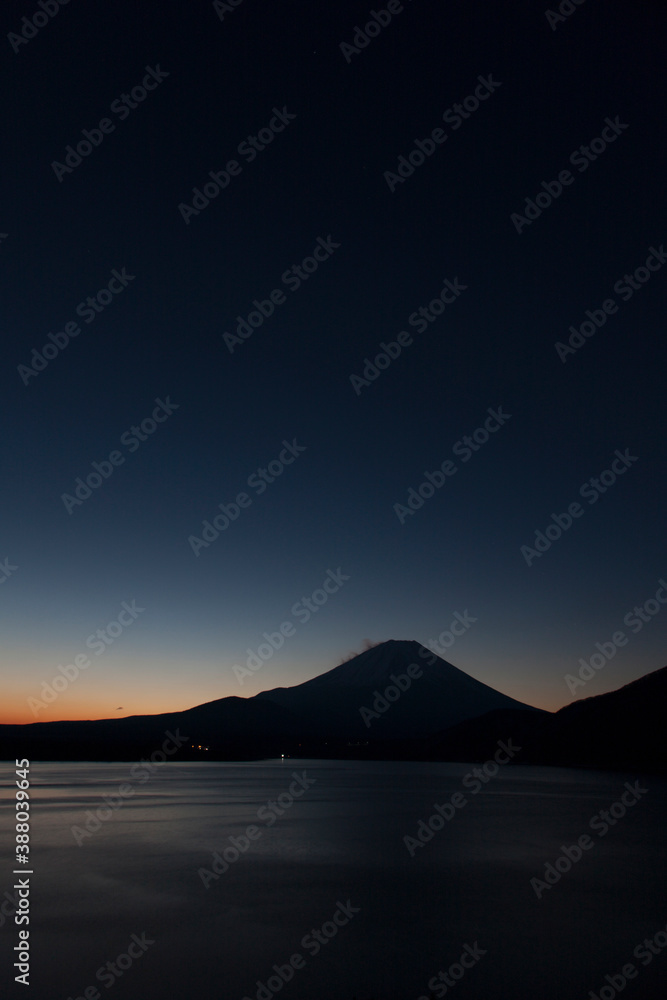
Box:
[1,759,665,1000]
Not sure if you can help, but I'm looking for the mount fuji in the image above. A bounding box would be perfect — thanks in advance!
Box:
[3,640,664,771]
[251,639,539,739]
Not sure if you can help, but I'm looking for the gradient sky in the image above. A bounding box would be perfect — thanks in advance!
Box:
[1,0,665,725]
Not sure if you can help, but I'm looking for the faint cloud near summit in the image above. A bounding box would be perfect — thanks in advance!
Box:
[337,638,385,665]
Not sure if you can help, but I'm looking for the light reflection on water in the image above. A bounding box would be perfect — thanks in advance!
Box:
[0,759,665,1000]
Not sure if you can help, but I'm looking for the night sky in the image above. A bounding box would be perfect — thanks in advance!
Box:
[2,0,665,725]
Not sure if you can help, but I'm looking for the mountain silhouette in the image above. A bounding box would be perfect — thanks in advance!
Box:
[430,663,667,771]
[1,641,664,770]
[251,639,538,739]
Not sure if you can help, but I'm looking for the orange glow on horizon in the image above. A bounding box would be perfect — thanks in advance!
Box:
[0,691,231,727]
[0,686,573,727]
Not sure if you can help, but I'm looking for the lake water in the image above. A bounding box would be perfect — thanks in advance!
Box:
[1,759,666,1000]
